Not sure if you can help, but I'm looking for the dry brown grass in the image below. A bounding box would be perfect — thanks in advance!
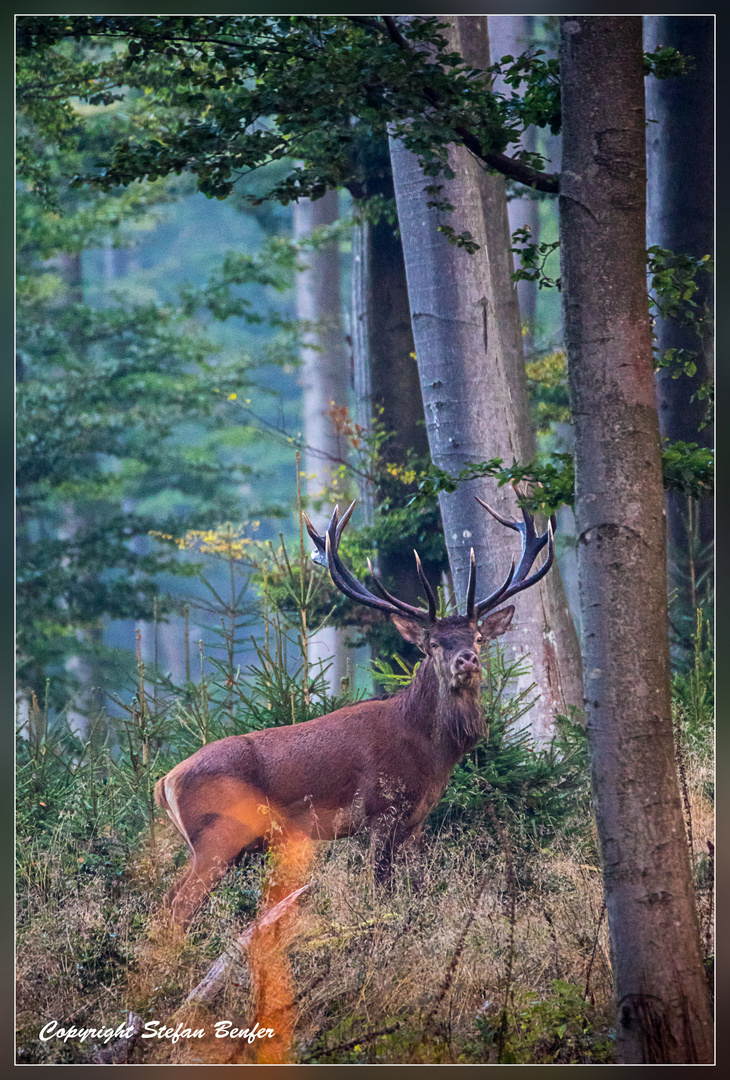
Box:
[17,806,621,1065]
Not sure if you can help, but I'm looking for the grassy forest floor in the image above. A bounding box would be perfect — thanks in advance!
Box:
[16,729,713,1065]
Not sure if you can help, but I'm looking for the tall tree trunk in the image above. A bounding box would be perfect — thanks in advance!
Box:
[389,16,582,745]
[351,140,430,607]
[294,191,351,692]
[559,16,712,1062]
[488,15,541,353]
[644,17,714,641]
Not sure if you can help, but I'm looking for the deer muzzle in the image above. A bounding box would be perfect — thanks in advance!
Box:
[451,650,481,689]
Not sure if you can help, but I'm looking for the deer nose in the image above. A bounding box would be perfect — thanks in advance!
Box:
[453,651,479,673]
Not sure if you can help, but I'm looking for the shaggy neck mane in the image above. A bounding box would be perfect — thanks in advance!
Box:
[395,655,485,752]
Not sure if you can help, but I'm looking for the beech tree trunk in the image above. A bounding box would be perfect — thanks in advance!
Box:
[644,16,714,636]
[294,191,351,692]
[488,15,541,352]
[559,16,712,1063]
[351,141,430,607]
[389,16,582,745]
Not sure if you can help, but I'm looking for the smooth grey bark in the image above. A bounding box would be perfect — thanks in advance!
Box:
[488,15,541,351]
[644,16,714,626]
[559,16,712,1063]
[389,16,582,745]
[351,148,430,607]
[294,190,351,691]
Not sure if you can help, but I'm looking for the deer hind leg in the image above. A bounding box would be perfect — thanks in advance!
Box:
[167,821,261,928]
[166,801,271,927]
[160,774,276,927]
[372,819,424,884]
[168,841,240,928]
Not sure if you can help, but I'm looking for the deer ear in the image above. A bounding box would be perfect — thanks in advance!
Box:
[390,615,428,651]
[479,605,515,639]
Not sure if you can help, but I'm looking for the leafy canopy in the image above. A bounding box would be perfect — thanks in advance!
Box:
[17,14,562,215]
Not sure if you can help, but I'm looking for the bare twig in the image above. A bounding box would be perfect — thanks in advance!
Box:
[672,710,695,869]
[422,873,489,1035]
[90,1012,144,1064]
[185,884,309,1007]
[584,899,607,1001]
[301,1022,402,1061]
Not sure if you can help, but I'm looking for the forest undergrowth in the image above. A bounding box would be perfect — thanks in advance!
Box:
[16,538,714,1065]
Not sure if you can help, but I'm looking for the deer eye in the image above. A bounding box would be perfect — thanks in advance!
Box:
[430,641,441,649]
[475,635,484,645]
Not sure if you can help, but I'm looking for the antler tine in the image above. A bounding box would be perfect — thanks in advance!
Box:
[502,519,555,601]
[474,495,521,532]
[324,530,375,606]
[306,504,378,600]
[366,557,435,621]
[307,503,433,622]
[465,547,477,620]
[474,558,516,617]
[302,509,320,546]
[474,494,557,616]
[476,525,554,616]
[324,505,384,607]
[336,500,357,540]
[414,550,437,623]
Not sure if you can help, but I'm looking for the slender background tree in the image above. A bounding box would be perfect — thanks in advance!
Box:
[350,137,432,609]
[294,189,351,691]
[644,16,714,651]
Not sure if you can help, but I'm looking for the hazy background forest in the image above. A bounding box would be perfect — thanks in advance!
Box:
[16,14,713,1065]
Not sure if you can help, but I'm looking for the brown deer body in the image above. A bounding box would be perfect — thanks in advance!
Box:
[156,498,554,926]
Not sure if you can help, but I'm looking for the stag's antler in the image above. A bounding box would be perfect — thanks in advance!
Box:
[469,494,556,618]
[303,502,437,623]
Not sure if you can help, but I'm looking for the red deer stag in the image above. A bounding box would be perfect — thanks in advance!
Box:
[155,497,555,925]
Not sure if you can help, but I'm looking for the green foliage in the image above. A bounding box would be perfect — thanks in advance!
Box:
[647,246,712,329]
[644,45,694,79]
[410,454,575,516]
[494,48,561,134]
[661,441,713,500]
[647,245,713,428]
[16,15,559,217]
[525,350,571,434]
[476,980,614,1064]
[510,227,560,290]
[671,607,713,758]
[16,37,303,703]
[407,442,713,517]
[16,268,261,701]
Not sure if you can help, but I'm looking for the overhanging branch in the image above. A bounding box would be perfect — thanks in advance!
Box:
[353,15,560,194]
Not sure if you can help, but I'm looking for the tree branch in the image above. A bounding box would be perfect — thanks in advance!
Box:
[185,884,309,1007]
[352,15,560,194]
